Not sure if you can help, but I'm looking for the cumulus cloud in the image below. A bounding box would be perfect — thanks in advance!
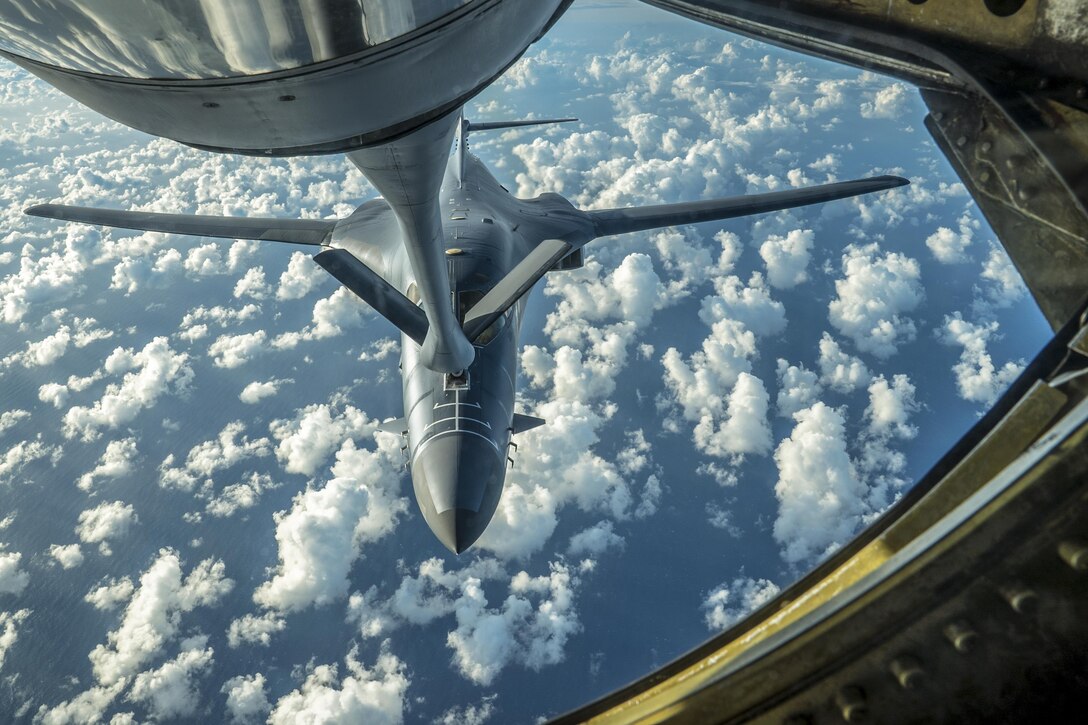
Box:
[49,543,84,569]
[702,576,780,630]
[223,673,271,723]
[447,562,581,686]
[925,213,977,263]
[77,437,137,491]
[0,608,30,672]
[127,638,214,720]
[239,378,292,404]
[0,551,29,596]
[159,421,271,492]
[62,337,193,440]
[700,272,786,338]
[660,320,770,459]
[973,243,1026,315]
[277,251,327,301]
[817,332,871,392]
[865,374,918,439]
[84,577,135,611]
[269,404,375,477]
[859,81,910,119]
[759,229,813,288]
[208,330,269,369]
[775,358,822,418]
[568,521,625,557]
[938,313,1023,406]
[76,501,137,555]
[87,551,232,687]
[227,612,286,648]
[829,244,923,358]
[254,439,407,613]
[0,436,57,485]
[205,472,280,518]
[435,696,497,725]
[233,266,270,299]
[0,409,30,436]
[269,645,407,725]
[773,403,867,565]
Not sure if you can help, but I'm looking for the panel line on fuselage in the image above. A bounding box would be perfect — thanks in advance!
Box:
[411,428,503,463]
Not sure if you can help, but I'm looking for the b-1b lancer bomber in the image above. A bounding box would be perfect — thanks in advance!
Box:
[27,112,907,553]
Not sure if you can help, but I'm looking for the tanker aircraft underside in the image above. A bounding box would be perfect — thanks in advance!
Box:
[27,112,907,553]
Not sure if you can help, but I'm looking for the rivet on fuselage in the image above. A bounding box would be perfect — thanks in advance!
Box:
[943,621,977,653]
[834,686,867,722]
[1000,585,1038,615]
[888,656,924,689]
[1058,540,1088,571]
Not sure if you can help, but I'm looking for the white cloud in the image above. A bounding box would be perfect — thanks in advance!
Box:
[77,437,137,492]
[269,645,407,725]
[702,576,780,629]
[974,243,1026,314]
[276,251,326,301]
[127,638,214,721]
[925,213,977,263]
[88,550,233,687]
[76,501,137,555]
[233,266,270,299]
[273,287,369,347]
[49,543,84,569]
[0,551,29,596]
[568,521,625,557]
[62,337,193,440]
[0,248,84,324]
[865,374,918,439]
[205,472,280,518]
[0,608,30,672]
[208,330,269,369]
[448,562,581,686]
[254,439,407,613]
[700,272,787,338]
[817,332,871,392]
[773,403,866,565]
[435,696,497,725]
[239,378,292,404]
[759,229,813,288]
[938,313,1023,406]
[269,404,374,477]
[159,421,271,492]
[84,577,135,611]
[184,243,229,276]
[859,82,910,119]
[222,673,271,723]
[0,409,30,436]
[0,436,57,485]
[828,243,923,358]
[775,358,822,418]
[227,612,286,648]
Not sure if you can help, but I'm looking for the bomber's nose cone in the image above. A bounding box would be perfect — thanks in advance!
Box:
[413,434,505,554]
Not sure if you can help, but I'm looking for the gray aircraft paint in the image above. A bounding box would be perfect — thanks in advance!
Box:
[27,113,906,553]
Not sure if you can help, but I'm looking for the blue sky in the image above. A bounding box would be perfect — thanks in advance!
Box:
[0,1,1050,722]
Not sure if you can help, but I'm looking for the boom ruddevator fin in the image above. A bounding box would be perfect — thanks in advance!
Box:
[376,417,407,434]
[512,413,546,434]
[585,175,909,239]
[313,248,428,346]
[24,203,336,246]
[466,118,577,133]
[462,238,572,342]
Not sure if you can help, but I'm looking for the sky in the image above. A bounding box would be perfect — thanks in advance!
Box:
[0,1,1052,722]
